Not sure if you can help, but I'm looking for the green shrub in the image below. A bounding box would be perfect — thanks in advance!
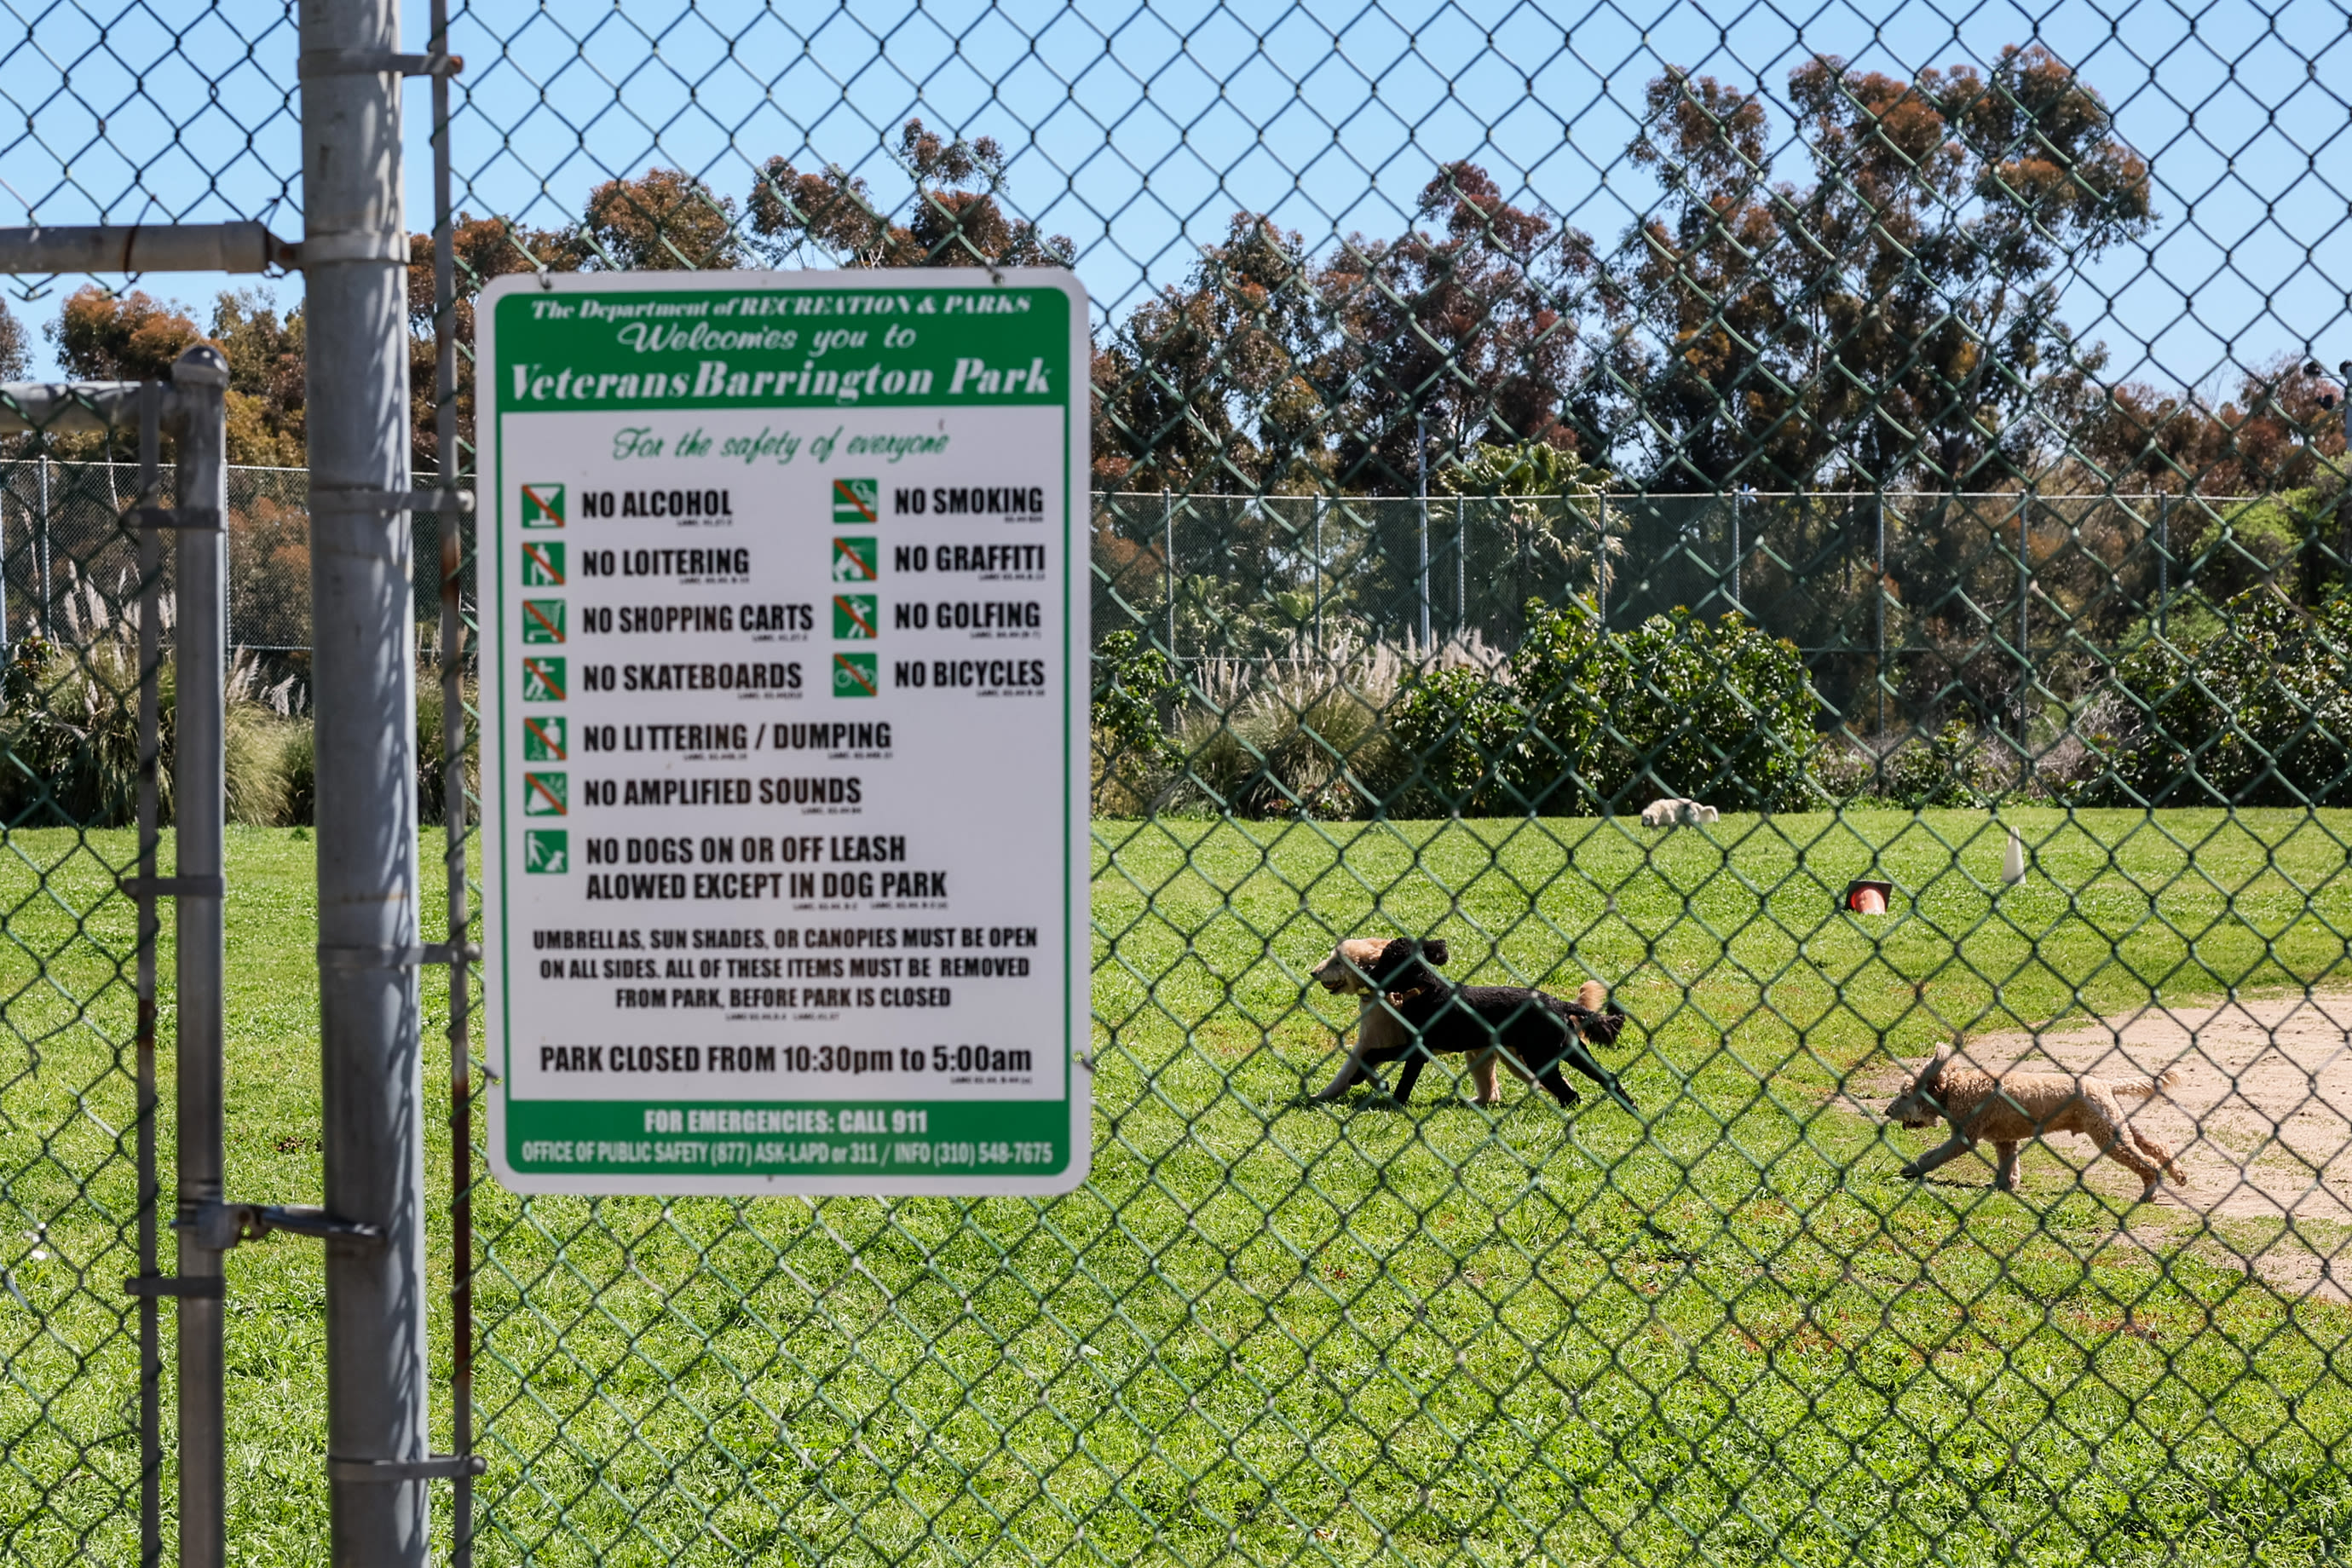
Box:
[224,653,305,826]
[1388,600,1819,815]
[1384,660,1528,816]
[2094,585,2352,805]
[1092,630,1183,812]
[1875,719,2010,808]
[1593,607,1818,809]
[0,579,320,828]
[0,619,489,834]
[224,706,293,826]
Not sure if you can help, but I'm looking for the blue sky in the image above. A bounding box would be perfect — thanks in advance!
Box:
[2,0,2345,397]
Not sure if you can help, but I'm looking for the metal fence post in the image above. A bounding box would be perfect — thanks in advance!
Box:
[1515,503,1529,642]
[1876,492,1887,741]
[36,453,49,633]
[301,3,434,1564]
[134,383,164,1568]
[1415,413,1431,650]
[170,344,232,1568]
[2157,492,2169,640]
[1455,493,1464,633]
[2338,360,2351,588]
[1312,493,1323,657]
[1597,493,1608,632]
[2017,493,2031,758]
[1730,487,1741,610]
[429,0,477,1553]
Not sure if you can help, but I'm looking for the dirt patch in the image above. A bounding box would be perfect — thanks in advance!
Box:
[1843,992,2352,1300]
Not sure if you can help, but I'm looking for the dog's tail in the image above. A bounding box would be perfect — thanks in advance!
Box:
[1563,981,1629,1046]
[2113,1068,2182,1099]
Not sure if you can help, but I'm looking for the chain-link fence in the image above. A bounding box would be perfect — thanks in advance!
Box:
[8,0,2352,1563]
[1099,486,2301,672]
[0,370,228,1568]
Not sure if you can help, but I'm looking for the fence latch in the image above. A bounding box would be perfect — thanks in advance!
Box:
[122,1275,225,1299]
[118,874,224,898]
[308,487,475,514]
[298,50,464,78]
[127,505,222,531]
[181,1202,383,1251]
[326,1454,486,1483]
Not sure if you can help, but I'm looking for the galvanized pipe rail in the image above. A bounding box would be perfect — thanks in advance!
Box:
[168,348,231,1568]
[0,222,296,274]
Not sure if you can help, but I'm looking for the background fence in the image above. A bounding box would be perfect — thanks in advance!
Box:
[6,1,2352,1565]
[1098,487,2315,716]
[0,466,2309,733]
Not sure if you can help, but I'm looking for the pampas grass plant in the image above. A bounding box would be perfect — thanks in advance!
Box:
[0,567,321,828]
[224,651,306,826]
[1167,631,1499,818]
[0,570,174,827]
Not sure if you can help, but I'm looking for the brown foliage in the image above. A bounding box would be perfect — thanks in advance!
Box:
[405,212,582,473]
[1098,165,1609,496]
[1318,163,1607,493]
[0,299,26,381]
[1095,215,1323,491]
[51,286,205,382]
[2074,355,2346,496]
[581,168,742,271]
[214,291,305,467]
[33,287,212,458]
[228,493,313,648]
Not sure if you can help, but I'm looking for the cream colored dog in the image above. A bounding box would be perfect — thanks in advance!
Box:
[1885,1048,2183,1200]
[1308,937,1610,1106]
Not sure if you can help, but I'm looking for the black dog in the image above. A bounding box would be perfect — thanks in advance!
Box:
[1321,938,1637,1114]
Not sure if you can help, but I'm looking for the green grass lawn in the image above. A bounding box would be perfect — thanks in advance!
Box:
[7,810,2352,1565]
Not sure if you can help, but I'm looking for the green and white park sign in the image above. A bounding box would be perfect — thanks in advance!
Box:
[479,269,1090,1195]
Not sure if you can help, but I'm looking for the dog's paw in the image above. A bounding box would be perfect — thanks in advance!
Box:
[1897,1161,1923,1179]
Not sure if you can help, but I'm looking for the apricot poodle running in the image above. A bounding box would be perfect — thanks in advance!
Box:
[1885,1048,2184,1201]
